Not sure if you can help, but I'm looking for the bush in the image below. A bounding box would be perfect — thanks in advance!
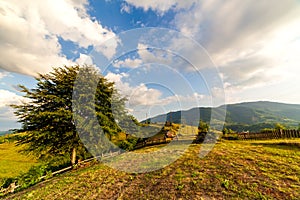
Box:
[118,140,134,151]
[0,177,15,189]
[223,135,239,140]
[17,164,52,189]
[0,164,52,196]
[0,155,73,196]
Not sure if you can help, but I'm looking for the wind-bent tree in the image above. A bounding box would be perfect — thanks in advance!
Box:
[11,65,124,165]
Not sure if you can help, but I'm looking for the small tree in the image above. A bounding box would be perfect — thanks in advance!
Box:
[222,127,229,135]
[274,123,285,131]
[198,120,209,133]
[261,128,274,133]
[11,66,123,165]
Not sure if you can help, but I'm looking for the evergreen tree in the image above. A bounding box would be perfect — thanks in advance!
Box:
[198,120,209,133]
[11,65,124,165]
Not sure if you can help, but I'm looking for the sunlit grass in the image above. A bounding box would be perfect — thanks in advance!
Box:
[0,142,37,179]
[8,138,300,199]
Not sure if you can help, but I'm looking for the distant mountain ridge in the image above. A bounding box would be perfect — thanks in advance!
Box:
[0,131,12,136]
[144,101,300,132]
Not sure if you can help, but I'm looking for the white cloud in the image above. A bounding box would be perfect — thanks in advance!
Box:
[75,53,94,66]
[137,43,172,65]
[121,3,131,14]
[105,72,163,106]
[0,0,116,76]
[113,58,142,69]
[127,84,162,106]
[0,89,26,108]
[0,89,28,128]
[124,0,197,14]
[135,43,188,70]
[105,72,209,107]
[0,71,9,80]
[171,0,300,92]
[0,107,17,121]
[94,36,121,60]
[125,0,300,105]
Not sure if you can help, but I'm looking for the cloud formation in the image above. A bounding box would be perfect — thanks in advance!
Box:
[0,0,116,76]
[0,89,27,129]
[0,89,25,108]
[124,0,197,14]
[0,71,9,80]
[0,89,27,127]
[113,58,142,69]
[173,0,300,89]
[126,0,300,92]
[105,72,209,120]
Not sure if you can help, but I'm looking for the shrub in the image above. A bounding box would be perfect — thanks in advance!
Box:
[17,164,52,189]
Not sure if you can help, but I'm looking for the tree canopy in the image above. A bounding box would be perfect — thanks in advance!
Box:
[274,123,286,131]
[198,120,209,133]
[11,65,126,164]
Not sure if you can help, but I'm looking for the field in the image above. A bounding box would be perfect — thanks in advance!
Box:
[6,138,300,199]
[0,142,37,179]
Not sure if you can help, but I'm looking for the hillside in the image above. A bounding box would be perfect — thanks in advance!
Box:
[6,139,300,199]
[0,131,11,136]
[145,101,300,131]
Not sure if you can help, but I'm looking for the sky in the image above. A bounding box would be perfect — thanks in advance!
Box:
[0,0,300,130]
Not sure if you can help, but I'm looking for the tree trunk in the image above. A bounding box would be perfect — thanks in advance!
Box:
[71,147,77,165]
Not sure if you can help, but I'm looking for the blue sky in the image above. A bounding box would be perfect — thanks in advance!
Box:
[0,0,300,130]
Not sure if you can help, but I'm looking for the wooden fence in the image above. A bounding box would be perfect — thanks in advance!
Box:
[134,138,170,149]
[1,150,122,195]
[237,129,300,140]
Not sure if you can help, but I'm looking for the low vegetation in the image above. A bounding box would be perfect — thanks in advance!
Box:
[3,66,299,199]
[5,138,300,199]
[0,138,38,195]
[0,142,37,179]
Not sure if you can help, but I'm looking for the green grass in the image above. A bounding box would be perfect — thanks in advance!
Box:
[6,138,300,199]
[0,142,37,179]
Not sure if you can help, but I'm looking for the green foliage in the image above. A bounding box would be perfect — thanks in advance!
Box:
[274,123,286,131]
[222,127,238,140]
[11,66,125,164]
[118,140,135,151]
[7,139,300,199]
[0,154,75,196]
[222,127,235,135]
[117,115,141,137]
[0,142,38,181]
[261,128,274,133]
[198,120,209,133]
[221,179,230,189]
[17,164,52,188]
[298,123,300,131]
[0,163,53,195]
[226,123,274,132]
[222,127,229,135]
[149,102,300,132]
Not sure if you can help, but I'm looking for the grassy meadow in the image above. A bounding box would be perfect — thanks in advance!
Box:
[5,138,300,200]
[0,142,37,179]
